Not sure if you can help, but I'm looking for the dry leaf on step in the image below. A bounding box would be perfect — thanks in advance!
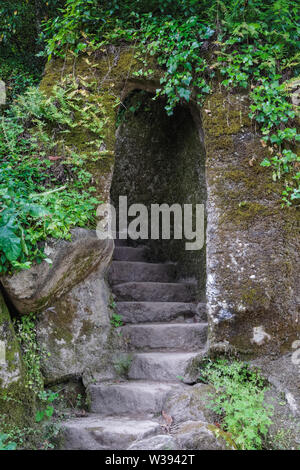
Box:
[161,410,173,432]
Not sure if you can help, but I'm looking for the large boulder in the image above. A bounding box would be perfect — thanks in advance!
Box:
[0,293,34,427]
[36,263,116,385]
[1,229,113,314]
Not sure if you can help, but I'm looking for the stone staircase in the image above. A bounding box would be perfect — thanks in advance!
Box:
[62,239,208,450]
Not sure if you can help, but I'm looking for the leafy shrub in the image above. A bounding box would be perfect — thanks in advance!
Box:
[40,0,299,204]
[199,360,273,450]
[0,83,102,274]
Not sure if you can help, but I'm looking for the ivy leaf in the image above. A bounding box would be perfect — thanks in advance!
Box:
[45,405,54,418]
[260,158,271,167]
[178,87,191,101]
[35,410,45,423]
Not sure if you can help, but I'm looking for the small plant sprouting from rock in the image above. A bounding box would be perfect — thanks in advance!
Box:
[199,359,273,450]
[113,354,133,379]
[35,390,59,424]
[110,313,123,329]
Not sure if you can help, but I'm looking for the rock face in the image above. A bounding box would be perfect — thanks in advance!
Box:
[174,421,231,450]
[0,293,33,427]
[36,264,115,385]
[252,354,300,417]
[200,90,300,356]
[1,229,113,314]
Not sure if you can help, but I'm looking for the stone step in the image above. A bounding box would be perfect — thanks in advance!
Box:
[128,352,200,382]
[62,415,160,450]
[116,301,201,324]
[113,246,150,262]
[122,323,207,351]
[108,261,177,284]
[112,282,196,302]
[88,381,183,416]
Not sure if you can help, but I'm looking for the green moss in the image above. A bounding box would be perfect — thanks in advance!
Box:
[38,47,163,205]
[227,201,273,226]
[202,91,251,140]
[0,294,35,428]
[241,287,262,305]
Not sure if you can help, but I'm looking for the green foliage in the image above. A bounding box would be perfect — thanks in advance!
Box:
[14,313,44,394]
[0,58,40,106]
[133,15,214,114]
[217,41,299,204]
[35,391,59,423]
[0,0,63,57]
[0,433,17,451]
[0,82,102,274]
[2,317,62,450]
[200,359,273,450]
[0,414,62,450]
[110,313,123,328]
[40,0,299,205]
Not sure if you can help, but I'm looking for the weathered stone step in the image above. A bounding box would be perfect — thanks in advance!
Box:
[108,261,177,284]
[112,282,196,302]
[128,352,200,382]
[122,323,207,351]
[62,415,160,450]
[116,301,202,323]
[113,246,149,262]
[88,381,183,416]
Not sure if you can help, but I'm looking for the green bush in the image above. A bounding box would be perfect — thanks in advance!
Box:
[0,84,102,274]
[199,360,273,450]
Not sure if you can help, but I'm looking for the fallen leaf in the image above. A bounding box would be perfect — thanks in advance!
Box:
[48,156,62,161]
[162,410,173,429]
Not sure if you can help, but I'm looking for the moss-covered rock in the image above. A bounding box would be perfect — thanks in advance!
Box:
[201,87,300,357]
[36,262,119,385]
[1,229,113,314]
[39,46,162,205]
[0,293,34,428]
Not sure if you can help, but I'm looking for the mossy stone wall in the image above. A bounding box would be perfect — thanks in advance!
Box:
[201,89,300,356]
